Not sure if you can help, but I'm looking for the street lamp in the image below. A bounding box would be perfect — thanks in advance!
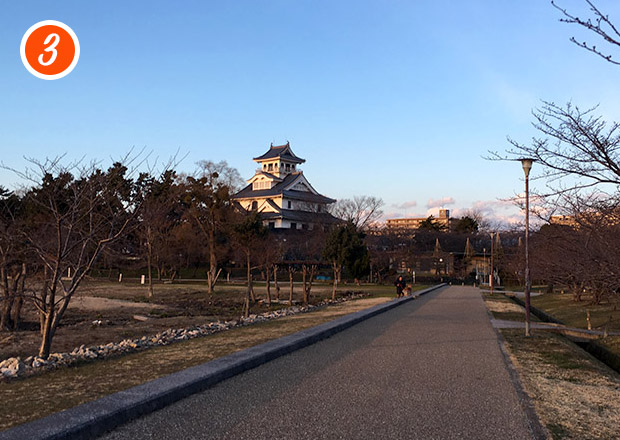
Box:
[483,247,486,285]
[489,232,495,295]
[520,158,535,337]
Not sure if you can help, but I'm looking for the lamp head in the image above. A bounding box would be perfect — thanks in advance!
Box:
[519,158,535,177]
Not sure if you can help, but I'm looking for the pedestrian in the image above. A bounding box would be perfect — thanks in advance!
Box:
[394,275,406,298]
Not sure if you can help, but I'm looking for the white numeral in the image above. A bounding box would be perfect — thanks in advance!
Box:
[38,33,59,66]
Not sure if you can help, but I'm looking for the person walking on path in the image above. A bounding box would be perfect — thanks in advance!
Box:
[394,275,406,298]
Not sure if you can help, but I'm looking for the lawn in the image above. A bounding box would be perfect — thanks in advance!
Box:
[0,279,410,360]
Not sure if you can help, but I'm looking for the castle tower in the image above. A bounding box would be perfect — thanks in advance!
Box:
[232,142,338,230]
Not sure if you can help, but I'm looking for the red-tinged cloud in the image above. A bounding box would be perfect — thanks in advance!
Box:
[392,200,417,209]
[426,197,455,209]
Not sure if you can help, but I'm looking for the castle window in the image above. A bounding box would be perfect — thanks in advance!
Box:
[292,164,295,170]
[251,201,258,210]
[290,222,297,230]
[253,179,273,190]
[286,164,290,171]
[287,201,292,209]
[268,163,273,171]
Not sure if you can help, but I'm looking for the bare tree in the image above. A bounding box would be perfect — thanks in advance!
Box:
[137,170,183,297]
[552,0,620,66]
[8,158,144,358]
[531,194,620,304]
[330,196,384,231]
[491,101,620,196]
[232,211,268,316]
[0,187,27,330]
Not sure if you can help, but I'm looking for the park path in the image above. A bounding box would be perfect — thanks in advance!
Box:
[99,286,537,439]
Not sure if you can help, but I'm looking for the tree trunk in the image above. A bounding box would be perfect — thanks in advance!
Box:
[302,264,316,305]
[302,265,308,305]
[288,266,294,306]
[306,265,317,303]
[265,265,272,308]
[246,251,255,303]
[0,265,10,330]
[146,231,154,298]
[11,265,25,331]
[332,263,339,301]
[40,266,49,335]
[39,284,56,359]
[207,225,217,293]
[274,265,280,300]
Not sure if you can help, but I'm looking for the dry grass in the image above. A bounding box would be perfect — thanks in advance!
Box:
[483,293,620,440]
[502,330,620,440]
[0,280,401,359]
[0,296,390,431]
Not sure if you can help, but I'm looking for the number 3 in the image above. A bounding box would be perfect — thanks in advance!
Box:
[38,33,59,66]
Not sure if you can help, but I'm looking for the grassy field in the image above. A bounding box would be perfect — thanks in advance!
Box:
[0,279,408,360]
[531,292,620,331]
[483,292,620,439]
[530,292,620,360]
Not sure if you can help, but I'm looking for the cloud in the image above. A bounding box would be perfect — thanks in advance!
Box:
[392,200,417,209]
[426,197,455,209]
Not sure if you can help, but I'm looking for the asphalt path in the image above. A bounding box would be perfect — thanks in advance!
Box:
[99,286,536,439]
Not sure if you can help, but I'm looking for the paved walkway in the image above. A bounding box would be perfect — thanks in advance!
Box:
[99,286,538,439]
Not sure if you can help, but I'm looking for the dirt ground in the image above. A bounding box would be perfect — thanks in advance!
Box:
[0,279,389,359]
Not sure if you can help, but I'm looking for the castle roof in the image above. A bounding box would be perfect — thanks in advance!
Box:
[253,142,305,164]
[260,210,341,224]
[232,172,336,204]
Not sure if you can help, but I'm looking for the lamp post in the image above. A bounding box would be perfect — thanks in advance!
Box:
[489,232,495,295]
[483,247,486,285]
[520,158,535,337]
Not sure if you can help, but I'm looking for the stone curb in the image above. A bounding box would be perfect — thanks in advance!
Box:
[1,284,446,440]
[482,293,549,440]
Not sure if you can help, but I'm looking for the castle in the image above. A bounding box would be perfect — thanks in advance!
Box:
[232,142,339,230]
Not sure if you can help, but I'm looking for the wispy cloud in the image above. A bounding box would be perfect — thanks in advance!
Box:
[392,200,417,209]
[426,197,455,209]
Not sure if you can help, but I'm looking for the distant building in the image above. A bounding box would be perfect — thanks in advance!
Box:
[232,142,339,230]
[549,215,578,227]
[386,209,452,232]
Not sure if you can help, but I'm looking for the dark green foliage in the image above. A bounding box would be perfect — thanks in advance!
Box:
[323,222,370,280]
[417,215,446,231]
[453,216,479,233]
[233,211,268,242]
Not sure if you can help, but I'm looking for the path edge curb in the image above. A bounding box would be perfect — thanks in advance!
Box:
[482,295,549,440]
[2,284,446,440]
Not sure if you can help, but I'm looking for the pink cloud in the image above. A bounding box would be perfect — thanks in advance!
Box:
[426,197,455,209]
[392,200,417,209]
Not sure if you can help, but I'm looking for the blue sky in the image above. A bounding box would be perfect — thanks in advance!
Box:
[1,1,619,225]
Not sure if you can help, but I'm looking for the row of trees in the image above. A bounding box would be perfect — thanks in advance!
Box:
[0,157,380,358]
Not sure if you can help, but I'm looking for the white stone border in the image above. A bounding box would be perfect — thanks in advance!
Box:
[0,294,368,379]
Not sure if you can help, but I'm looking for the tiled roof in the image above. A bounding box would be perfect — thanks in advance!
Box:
[233,185,335,204]
[261,210,341,224]
[233,173,335,204]
[253,142,305,163]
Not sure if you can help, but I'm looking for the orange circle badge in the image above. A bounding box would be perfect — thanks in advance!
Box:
[20,20,80,80]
